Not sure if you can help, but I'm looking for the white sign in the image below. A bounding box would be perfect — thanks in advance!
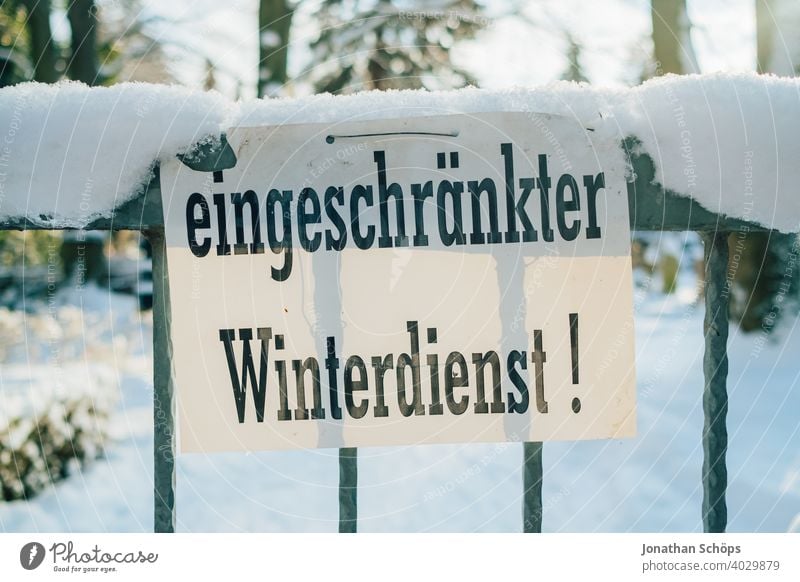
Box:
[161,112,636,452]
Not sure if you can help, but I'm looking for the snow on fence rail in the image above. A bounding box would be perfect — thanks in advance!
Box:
[0,74,798,533]
[1,73,799,232]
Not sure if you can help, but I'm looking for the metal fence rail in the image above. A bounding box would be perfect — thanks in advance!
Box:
[1,134,771,534]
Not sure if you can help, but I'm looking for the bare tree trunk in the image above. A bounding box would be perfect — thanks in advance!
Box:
[67,0,100,85]
[367,39,391,91]
[756,0,776,73]
[65,0,106,285]
[651,0,699,75]
[756,0,799,75]
[21,0,60,83]
[258,0,293,97]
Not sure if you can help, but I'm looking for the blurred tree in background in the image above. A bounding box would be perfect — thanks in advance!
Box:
[0,3,32,85]
[627,0,700,296]
[726,0,800,332]
[258,0,294,97]
[0,0,107,288]
[560,32,588,83]
[308,0,484,93]
[0,0,183,296]
[66,0,100,84]
[650,0,699,75]
[643,0,799,326]
[1,0,175,88]
[0,1,63,290]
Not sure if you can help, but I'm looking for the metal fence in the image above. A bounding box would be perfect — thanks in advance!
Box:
[0,134,767,534]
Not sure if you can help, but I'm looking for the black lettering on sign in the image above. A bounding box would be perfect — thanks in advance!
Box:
[583,173,604,239]
[536,155,554,243]
[324,187,347,251]
[350,185,375,249]
[291,357,324,420]
[556,174,581,241]
[426,327,443,415]
[187,145,612,286]
[218,327,272,423]
[468,178,501,245]
[232,190,265,255]
[444,351,469,415]
[371,354,393,418]
[472,351,504,414]
[325,337,343,420]
[531,330,548,414]
[297,188,322,252]
[437,179,466,246]
[506,350,529,414]
[213,192,232,256]
[570,313,581,414]
[266,189,293,282]
[375,151,409,248]
[218,318,587,424]
[411,181,433,247]
[397,322,424,417]
[344,355,369,419]
[186,193,211,257]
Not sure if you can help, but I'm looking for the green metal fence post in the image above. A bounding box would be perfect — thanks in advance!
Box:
[523,441,544,532]
[700,231,730,533]
[148,229,176,533]
[339,447,358,532]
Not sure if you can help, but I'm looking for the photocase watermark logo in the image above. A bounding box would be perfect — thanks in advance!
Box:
[19,542,46,570]
[15,540,159,574]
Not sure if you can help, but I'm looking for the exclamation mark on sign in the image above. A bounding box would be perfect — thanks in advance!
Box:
[569,313,581,414]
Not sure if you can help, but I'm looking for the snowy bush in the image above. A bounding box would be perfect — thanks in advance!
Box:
[0,391,113,501]
[0,287,127,501]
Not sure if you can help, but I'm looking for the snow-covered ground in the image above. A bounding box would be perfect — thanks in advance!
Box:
[1,252,798,533]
